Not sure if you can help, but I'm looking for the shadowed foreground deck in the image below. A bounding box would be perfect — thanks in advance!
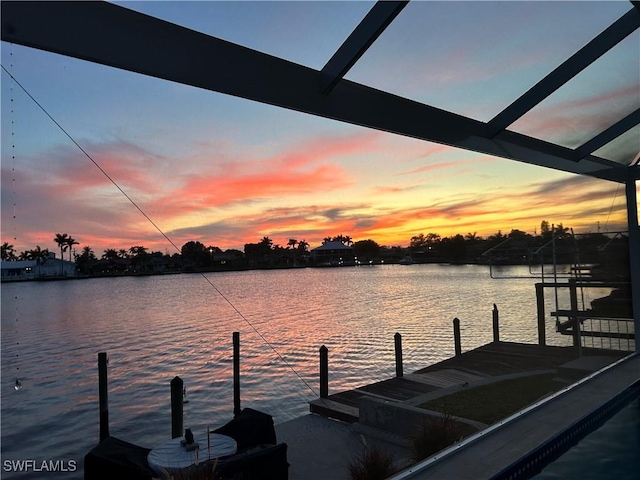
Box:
[392,351,640,479]
[309,341,629,422]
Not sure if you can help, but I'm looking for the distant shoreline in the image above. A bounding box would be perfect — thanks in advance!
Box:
[0,259,542,284]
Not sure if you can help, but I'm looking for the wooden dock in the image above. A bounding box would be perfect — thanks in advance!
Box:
[309,341,630,422]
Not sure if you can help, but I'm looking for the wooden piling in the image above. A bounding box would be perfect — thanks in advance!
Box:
[453,318,462,356]
[569,279,582,355]
[233,331,241,416]
[493,304,500,343]
[320,345,328,398]
[536,283,546,346]
[98,352,109,441]
[394,332,403,377]
[170,376,184,439]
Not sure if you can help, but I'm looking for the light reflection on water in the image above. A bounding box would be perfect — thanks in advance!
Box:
[1,264,584,478]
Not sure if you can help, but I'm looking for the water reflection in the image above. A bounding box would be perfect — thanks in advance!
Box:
[1,264,566,478]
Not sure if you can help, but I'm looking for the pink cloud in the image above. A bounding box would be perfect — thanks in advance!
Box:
[512,84,638,144]
[398,156,495,176]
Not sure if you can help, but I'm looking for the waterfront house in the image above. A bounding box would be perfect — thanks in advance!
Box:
[1,253,76,281]
[310,241,355,266]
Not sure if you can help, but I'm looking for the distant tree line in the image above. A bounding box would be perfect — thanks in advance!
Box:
[0,221,630,277]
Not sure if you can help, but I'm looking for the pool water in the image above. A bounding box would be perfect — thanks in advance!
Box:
[532,396,640,479]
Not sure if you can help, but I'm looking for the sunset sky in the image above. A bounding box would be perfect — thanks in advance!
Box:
[1,1,638,256]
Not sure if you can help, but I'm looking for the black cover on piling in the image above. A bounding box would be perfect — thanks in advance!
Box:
[84,436,152,480]
[213,407,277,451]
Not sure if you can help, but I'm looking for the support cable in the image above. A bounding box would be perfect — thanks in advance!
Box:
[1,63,319,399]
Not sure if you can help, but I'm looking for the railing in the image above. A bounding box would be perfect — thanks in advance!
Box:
[536,281,634,352]
[553,310,635,352]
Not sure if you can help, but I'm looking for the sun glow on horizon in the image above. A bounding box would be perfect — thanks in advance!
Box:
[1,2,635,256]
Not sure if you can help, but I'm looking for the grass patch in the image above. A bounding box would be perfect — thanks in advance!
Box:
[419,373,559,425]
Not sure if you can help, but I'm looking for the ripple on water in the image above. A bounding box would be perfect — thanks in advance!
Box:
[2,265,558,474]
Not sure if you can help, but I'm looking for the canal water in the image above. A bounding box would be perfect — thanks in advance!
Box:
[1,264,598,478]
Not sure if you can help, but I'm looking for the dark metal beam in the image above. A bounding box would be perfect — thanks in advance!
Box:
[320,1,408,94]
[487,7,640,137]
[574,109,640,160]
[0,1,629,183]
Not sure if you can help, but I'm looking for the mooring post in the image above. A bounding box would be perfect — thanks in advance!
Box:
[569,279,582,355]
[394,332,403,377]
[319,345,328,398]
[453,318,462,356]
[492,304,500,343]
[170,376,184,439]
[536,283,546,346]
[233,331,241,416]
[98,352,109,441]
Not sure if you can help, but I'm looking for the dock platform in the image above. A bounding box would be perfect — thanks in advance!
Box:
[276,341,634,480]
[309,341,629,422]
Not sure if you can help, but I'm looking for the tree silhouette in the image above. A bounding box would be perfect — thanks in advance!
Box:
[1,242,16,260]
[259,236,273,249]
[66,236,79,262]
[353,239,380,262]
[21,245,49,262]
[54,233,70,275]
[102,249,119,261]
[129,246,149,272]
[76,246,97,275]
[465,232,479,242]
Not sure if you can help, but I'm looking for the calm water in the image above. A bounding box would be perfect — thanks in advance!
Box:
[532,395,640,480]
[1,264,596,478]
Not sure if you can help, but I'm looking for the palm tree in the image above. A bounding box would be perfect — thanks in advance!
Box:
[287,238,298,249]
[297,240,309,252]
[77,246,96,275]
[344,235,353,246]
[465,232,479,242]
[129,245,149,272]
[66,236,79,262]
[259,236,273,248]
[258,237,273,257]
[54,233,70,275]
[1,242,16,260]
[102,248,119,261]
[22,246,49,263]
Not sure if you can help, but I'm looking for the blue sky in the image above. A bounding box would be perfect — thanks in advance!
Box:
[1,1,637,256]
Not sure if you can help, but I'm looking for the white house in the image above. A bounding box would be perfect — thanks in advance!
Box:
[1,253,77,281]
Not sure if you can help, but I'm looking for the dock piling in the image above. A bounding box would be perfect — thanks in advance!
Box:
[569,279,582,355]
[98,352,109,441]
[170,376,184,439]
[493,304,500,343]
[536,283,546,346]
[233,331,241,416]
[319,345,328,398]
[453,318,462,356]
[394,332,403,377]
